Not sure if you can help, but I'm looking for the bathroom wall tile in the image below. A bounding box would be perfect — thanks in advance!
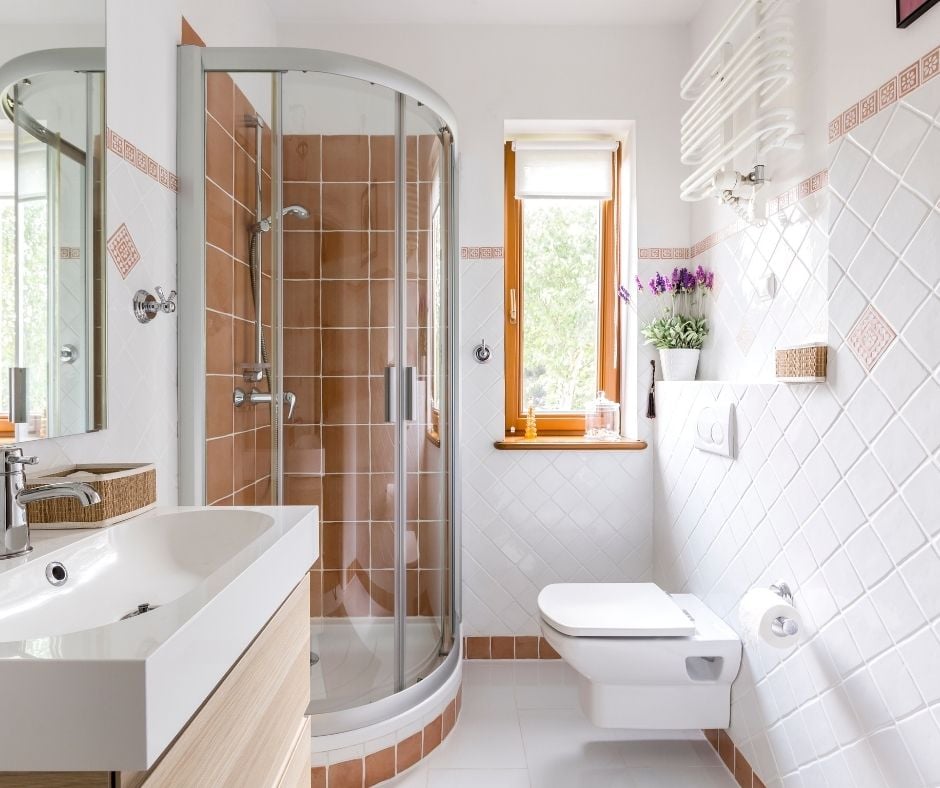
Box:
[322,182,367,231]
[322,232,370,279]
[370,135,395,183]
[284,134,321,182]
[206,180,234,255]
[322,329,370,375]
[206,72,235,135]
[322,280,370,328]
[322,135,370,182]
[206,115,234,195]
[284,231,320,279]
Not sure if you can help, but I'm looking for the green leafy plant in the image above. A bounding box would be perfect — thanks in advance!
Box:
[623,266,715,350]
[641,314,709,350]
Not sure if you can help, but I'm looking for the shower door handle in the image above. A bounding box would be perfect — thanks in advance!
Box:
[383,366,396,424]
[403,366,416,422]
[8,367,27,425]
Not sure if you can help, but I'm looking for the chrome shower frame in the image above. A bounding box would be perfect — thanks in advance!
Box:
[176,45,461,733]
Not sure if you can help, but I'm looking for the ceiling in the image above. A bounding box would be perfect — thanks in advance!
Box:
[269,0,707,26]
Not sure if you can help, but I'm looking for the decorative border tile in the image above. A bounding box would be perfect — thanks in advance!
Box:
[463,635,561,660]
[106,127,179,193]
[106,223,142,279]
[846,304,896,371]
[311,682,462,788]
[58,246,81,260]
[638,247,691,260]
[829,43,940,143]
[705,729,767,788]
[460,246,504,260]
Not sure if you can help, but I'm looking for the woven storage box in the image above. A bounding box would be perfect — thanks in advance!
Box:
[775,344,828,383]
[26,463,156,529]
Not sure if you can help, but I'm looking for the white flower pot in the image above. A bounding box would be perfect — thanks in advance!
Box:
[660,349,700,381]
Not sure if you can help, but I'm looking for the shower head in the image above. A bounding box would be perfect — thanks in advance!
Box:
[282,204,310,219]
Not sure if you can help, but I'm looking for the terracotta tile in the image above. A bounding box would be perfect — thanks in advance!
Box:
[369,280,393,328]
[396,732,423,773]
[753,775,767,788]
[206,376,234,439]
[206,436,234,503]
[370,425,395,474]
[206,310,233,375]
[232,316,258,376]
[718,730,735,773]
[370,474,417,522]
[284,231,320,279]
[255,426,272,478]
[405,135,418,181]
[423,716,442,756]
[539,638,561,660]
[282,424,322,475]
[206,180,233,255]
[371,522,395,569]
[233,144,256,211]
[321,522,370,571]
[369,378,388,425]
[283,182,319,230]
[370,135,395,182]
[284,134,320,182]
[322,329,369,376]
[310,765,326,788]
[328,758,363,788]
[321,377,370,424]
[323,568,371,617]
[366,232,394,280]
[206,246,234,315]
[364,746,395,786]
[206,72,234,135]
[232,87,259,154]
[322,474,370,521]
[323,182,368,231]
[418,522,442,569]
[233,429,256,491]
[406,568,419,616]
[254,476,272,505]
[491,636,515,659]
[419,478,443,522]
[180,17,206,46]
[466,637,491,659]
[233,483,255,505]
[284,280,319,328]
[284,474,322,506]
[321,280,369,329]
[369,569,395,617]
[283,328,320,376]
[206,115,233,195]
[233,375,255,434]
[283,376,320,426]
[322,135,370,182]
[418,570,440,617]
[704,729,720,751]
[232,260,253,321]
[442,698,456,737]
[734,752,753,788]
[321,232,370,279]
[418,134,441,182]
[232,202,254,265]
[321,425,368,474]
[370,183,395,231]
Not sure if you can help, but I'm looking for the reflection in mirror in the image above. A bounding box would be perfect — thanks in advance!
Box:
[0,49,105,442]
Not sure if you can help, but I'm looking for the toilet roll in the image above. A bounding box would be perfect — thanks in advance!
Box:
[738,588,802,650]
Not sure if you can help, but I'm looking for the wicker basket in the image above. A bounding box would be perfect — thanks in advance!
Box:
[775,344,828,383]
[26,463,157,529]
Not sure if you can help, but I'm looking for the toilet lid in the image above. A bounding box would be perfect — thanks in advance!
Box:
[538,583,696,637]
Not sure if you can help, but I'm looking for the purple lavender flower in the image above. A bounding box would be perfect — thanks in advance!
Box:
[706,272,714,290]
[617,284,632,304]
[695,265,708,286]
[635,275,644,292]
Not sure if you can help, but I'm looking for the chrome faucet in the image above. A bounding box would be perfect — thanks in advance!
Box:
[232,388,297,421]
[0,447,101,560]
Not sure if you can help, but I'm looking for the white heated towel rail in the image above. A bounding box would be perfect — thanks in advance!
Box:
[680,0,799,204]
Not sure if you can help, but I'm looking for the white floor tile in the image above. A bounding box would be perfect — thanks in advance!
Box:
[426,768,531,787]
[429,714,528,769]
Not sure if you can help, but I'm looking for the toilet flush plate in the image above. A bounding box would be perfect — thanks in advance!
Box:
[538,583,696,637]
[694,402,735,458]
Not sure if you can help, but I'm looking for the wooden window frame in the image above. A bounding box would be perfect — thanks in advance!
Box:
[503,142,622,437]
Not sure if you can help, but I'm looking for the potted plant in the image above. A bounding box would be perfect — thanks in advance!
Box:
[640,266,714,381]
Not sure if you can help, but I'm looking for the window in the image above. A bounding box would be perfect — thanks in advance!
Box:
[504,141,621,435]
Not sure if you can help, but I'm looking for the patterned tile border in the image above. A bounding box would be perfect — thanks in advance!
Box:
[106,128,179,193]
[311,683,462,787]
[58,246,81,260]
[638,247,691,260]
[463,635,561,660]
[460,246,504,260]
[846,304,897,371]
[705,729,767,788]
[106,222,141,279]
[829,44,940,144]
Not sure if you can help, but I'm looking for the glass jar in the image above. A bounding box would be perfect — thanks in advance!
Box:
[585,391,620,441]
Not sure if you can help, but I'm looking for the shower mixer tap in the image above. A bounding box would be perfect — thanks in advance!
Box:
[233,387,297,421]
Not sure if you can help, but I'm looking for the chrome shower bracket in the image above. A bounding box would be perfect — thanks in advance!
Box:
[133,287,177,324]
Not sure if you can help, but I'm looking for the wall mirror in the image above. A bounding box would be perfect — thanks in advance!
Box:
[0,3,106,443]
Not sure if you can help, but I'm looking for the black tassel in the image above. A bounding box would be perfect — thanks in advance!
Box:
[646,360,657,419]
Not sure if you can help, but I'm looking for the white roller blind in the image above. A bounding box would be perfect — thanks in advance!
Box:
[513,141,616,200]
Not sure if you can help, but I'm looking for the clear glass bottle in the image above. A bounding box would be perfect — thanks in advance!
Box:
[585,391,621,441]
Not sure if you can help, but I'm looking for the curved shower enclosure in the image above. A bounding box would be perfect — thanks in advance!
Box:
[177,47,459,734]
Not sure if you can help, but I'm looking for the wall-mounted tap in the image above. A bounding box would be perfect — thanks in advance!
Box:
[0,447,101,560]
[233,388,297,422]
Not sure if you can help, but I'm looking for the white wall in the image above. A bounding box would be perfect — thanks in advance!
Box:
[656,4,940,785]
[272,21,690,633]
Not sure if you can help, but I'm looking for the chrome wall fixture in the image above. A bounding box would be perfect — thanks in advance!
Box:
[472,339,491,364]
[768,581,799,638]
[133,287,177,324]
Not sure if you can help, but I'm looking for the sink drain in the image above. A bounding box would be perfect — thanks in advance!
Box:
[45,562,68,587]
[120,603,160,620]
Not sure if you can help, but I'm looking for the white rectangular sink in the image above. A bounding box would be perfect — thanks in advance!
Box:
[0,505,318,771]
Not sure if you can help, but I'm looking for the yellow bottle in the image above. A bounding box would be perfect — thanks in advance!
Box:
[525,404,538,440]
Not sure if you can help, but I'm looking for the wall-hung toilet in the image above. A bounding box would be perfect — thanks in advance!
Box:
[538,583,742,730]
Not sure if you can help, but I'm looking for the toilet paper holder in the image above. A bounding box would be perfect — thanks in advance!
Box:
[769,582,799,639]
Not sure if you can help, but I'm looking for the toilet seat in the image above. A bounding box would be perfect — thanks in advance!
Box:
[538,582,696,637]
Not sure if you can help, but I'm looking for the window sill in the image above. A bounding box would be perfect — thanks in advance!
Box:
[494,436,647,451]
